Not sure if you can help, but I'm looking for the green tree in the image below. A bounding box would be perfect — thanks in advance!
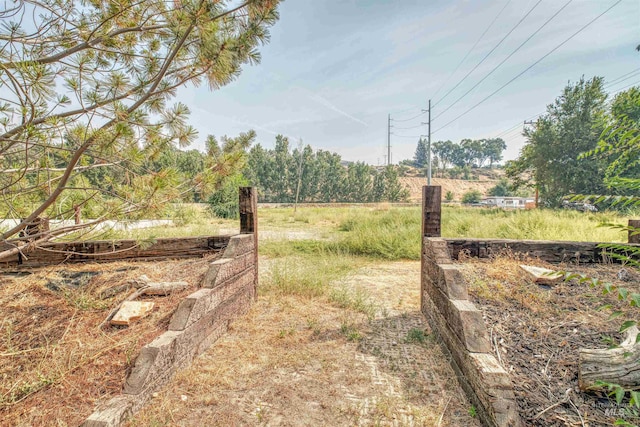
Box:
[483,138,507,168]
[432,140,456,176]
[488,178,512,197]
[506,77,609,207]
[0,0,281,257]
[413,138,429,168]
[461,190,482,204]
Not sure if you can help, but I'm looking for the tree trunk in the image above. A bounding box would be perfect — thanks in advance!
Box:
[579,326,640,390]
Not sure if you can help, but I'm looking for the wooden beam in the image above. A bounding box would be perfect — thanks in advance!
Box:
[444,238,640,265]
[239,186,258,291]
[422,186,441,237]
[0,235,231,269]
[629,219,640,244]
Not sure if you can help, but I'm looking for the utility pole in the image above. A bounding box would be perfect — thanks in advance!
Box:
[387,113,392,166]
[428,99,431,185]
[422,99,432,185]
[523,120,538,208]
[294,138,304,213]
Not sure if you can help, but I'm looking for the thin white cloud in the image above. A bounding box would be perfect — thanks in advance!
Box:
[307,93,369,127]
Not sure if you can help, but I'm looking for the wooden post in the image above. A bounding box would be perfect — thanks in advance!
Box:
[422,186,441,237]
[239,187,258,293]
[74,205,81,224]
[239,187,257,234]
[629,219,640,244]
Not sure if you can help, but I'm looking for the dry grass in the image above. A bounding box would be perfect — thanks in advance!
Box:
[459,254,640,425]
[128,260,480,427]
[0,256,218,426]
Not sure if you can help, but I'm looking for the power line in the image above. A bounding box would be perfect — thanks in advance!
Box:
[431,0,513,101]
[604,69,640,89]
[392,122,425,130]
[432,0,622,135]
[390,133,422,139]
[609,79,640,93]
[604,67,640,87]
[492,68,640,140]
[433,0,572,121]
[391,110,426,122]
[432,0,543,107]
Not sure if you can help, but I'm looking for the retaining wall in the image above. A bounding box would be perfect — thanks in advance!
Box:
[421,237,521,427]
[82,233,257,427]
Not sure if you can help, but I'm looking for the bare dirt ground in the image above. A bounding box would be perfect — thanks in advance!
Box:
[129,260,480,426]
[400,177,498,202]
[460,253,640,427]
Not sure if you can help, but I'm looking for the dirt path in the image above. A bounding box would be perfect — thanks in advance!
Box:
[129,261,479,426]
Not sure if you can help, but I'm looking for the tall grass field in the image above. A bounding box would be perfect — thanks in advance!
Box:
[66,204,634,261]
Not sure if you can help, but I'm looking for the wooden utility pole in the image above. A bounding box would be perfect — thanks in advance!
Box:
[387,113,392,166]
[421,100,432,185]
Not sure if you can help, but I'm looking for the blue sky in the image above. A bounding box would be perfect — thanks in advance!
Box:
[180,0,640,165]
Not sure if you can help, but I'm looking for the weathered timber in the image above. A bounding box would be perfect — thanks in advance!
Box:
[579,326,640,390]
[519,265,563,285]
[0,235,231,269]
[422,186,441,237]
[629,219,640,244]
[421,238,521,426]
[444,238,640,264]
[239,187,258,292]
[110,301,155,326]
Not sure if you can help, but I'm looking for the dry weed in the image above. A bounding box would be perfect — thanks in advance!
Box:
[0,255,218,426]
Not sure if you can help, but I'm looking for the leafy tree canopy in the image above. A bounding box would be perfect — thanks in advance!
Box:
[506,76,610,207]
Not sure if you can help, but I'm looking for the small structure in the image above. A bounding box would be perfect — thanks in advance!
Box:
[482,196,534,209]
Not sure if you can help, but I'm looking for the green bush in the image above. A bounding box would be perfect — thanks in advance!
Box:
[461,190,482,204]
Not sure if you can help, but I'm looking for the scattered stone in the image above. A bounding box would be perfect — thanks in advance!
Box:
[520,265,563,285]
[180,395,188,402]
[110,301,155,326]
[617,268,632,282]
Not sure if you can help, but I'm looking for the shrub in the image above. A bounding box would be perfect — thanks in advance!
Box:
[461,190,482,204]
[445,191,455,202]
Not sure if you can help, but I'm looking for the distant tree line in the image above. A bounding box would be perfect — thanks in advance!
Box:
[244,136,409,203]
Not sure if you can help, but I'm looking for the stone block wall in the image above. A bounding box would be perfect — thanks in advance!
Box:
[82,234,257,427]
[421,237,521,427]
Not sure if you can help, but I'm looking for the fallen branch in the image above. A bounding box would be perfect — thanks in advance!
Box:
[579,325,640,390]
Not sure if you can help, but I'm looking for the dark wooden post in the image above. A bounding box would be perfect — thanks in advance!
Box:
[239,187,257,235]
[629,219,640,244]
[239,187,258,292]
[422,186,441,237]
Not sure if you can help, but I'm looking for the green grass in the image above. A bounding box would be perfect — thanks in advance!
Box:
[260,205,631,261]
[60,204,635,261]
